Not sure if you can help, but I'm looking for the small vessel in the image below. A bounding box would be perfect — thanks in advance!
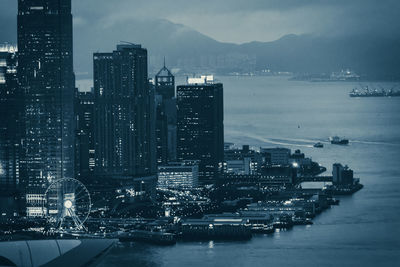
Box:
[330,136,349,145]
[251,224,275,234]
[349,86,400,97]
[313,142,324,148]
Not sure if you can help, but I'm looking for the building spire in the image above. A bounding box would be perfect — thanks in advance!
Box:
[163,56,166,68]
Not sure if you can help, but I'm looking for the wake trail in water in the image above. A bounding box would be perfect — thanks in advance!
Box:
[227,130,400,148]
[350,140,400,147]
[228,131,314,148]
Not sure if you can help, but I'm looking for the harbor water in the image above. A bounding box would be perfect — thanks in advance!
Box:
[96,76,400,266]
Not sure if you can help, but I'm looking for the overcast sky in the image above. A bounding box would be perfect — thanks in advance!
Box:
[1,0,399,43]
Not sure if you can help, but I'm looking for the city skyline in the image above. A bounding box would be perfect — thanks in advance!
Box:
[0,1,399,266]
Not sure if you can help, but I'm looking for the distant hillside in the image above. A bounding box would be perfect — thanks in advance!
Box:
[1,16,399,80]
[73,19,400,80]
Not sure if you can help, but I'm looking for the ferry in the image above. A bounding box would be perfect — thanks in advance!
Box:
[313,142,324,148]
[330,136,349,145]
[250,224,275,234]
[349,86,400,97]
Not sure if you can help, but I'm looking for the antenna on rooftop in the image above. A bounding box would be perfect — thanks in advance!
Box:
[119,41,135,45]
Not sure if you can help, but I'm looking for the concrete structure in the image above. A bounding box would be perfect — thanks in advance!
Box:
[93,44,156,179]
[93,44,156,201]
[224,145,264,174]
[224,158,252,175]
[177,77,224,185]
[0,45,20,209]
[18,0,75,216]
[154,63,177,164]
[181,216,251,240]
[260,148,291,165]
[220,172,294,187]
[0,239,116,267]
[74,90,95,180]
[333,163,354,185]
[289,149,312,167]
[157,161,199,189]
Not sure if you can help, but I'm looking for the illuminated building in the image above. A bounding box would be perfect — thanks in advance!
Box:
[74,90,95,180]
[0,45,21,217]
[93,44,156,199]
[17,0,75,216]
[154,62,177,164]
[157,161,199,189]
[177,76,224,185]
[260,147,291,165]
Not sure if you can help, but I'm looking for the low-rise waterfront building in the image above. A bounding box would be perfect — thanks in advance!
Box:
[157,161,199,190]
[181,217,252,240]
[333,163,354,185]
[260,147,291,165]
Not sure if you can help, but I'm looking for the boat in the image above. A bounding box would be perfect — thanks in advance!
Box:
[330,136,349,145]
[349,86,400,97]
[250,224,275,234]
[313,142,324,148]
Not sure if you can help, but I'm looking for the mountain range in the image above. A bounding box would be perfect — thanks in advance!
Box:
[2,17,399,80]
[73,19,400,80]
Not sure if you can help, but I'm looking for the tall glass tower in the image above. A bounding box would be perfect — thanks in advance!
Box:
[0,45,20,198]
[177,76,224,185]
[17,0,75,216]
[93,44,156,179]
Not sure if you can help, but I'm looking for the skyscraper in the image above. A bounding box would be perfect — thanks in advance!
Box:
[154,62,177,164]
[177,76,224,185]
[93,44,156,199]
[74,90,95,181]
[0,45,21,217]
[155,61,175,100]
[17,0,75,216]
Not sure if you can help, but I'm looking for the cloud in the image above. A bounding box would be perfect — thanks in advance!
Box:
[1,0,400,44]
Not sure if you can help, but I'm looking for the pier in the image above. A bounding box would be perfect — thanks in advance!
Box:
[296,176,333,184]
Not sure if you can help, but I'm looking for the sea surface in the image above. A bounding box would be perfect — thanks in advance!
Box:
[94,76,400,267]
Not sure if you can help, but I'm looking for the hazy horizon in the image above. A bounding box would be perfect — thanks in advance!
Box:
[1,0,400,44]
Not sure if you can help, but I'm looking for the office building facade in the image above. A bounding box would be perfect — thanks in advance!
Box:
[154,63,177,164]
[17,0,75,216]
[0,45,22,217]
[93,44,156,199]
[157,161,199,190]
[177,76,224,185]
[74,90,95,180]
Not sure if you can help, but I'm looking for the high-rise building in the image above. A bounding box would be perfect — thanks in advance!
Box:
[177,75,224,185]
[155,61,175,100]
[155,94,169,164]
[17,0,75,216]
[0,45,22,217]
[154,63,177,164]
[93,44,156,199]
[74,90,95,181]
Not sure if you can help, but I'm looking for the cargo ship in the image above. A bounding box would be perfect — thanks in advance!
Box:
[349,87,400,97]
[330,136,349,145]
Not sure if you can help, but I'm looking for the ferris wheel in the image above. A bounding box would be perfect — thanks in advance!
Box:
[43,178,91,230]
